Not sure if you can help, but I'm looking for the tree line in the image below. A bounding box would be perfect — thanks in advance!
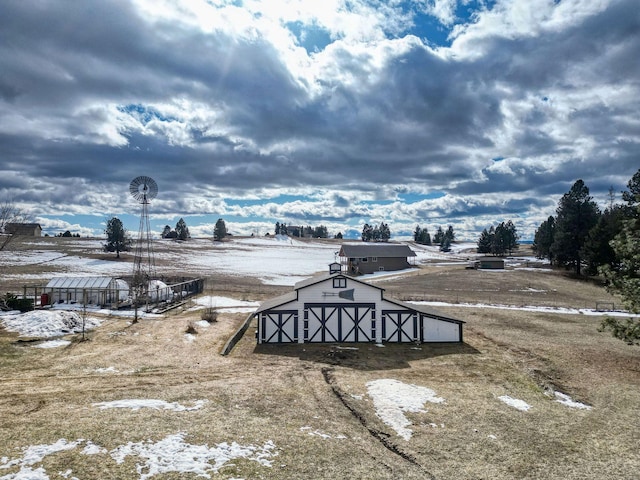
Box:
[413,225,455,252]
[477,220,519,256]
[531,170,640,341]
[361,222,390,242]
[274,222,336,238]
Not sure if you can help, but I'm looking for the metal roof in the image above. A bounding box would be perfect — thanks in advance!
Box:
[46,276,116,289]
[339,243,417,258]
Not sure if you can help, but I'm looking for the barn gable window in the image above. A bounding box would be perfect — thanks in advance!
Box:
[333,277,347,288]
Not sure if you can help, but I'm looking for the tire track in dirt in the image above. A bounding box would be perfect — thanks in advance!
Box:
[321,367,436,480]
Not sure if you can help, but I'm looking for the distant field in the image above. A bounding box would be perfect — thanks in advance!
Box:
[0,237,638,479]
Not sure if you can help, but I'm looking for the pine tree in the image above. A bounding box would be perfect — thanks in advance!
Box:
[161,225,171,238]
[550,180,600,275]
[477,228,492,254]
[380,222,391,242]
[361,223,373,242]
[213,218,227,241]
[104,217,131,258]
[433,226,444,244]
[504,220,519,254]
[581,206,625,275]
[622,168,640,209]
[440,235,451,252]
[445,225,455,242]
[175,218,190,241]
[532,216,555,262]
[414,225,421,242]
[275,222,281,235]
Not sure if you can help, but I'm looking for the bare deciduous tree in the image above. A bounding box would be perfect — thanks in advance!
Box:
[0,197,34,251]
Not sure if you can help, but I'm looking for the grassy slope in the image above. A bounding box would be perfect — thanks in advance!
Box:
[0,239,638,479]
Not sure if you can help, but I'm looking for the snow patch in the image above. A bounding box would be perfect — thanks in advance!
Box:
[0,434,276,480]
[554,392,592,410]
[110,433,277,479]
[498,395,531,411]
[92,399,207,412]
[366,379,444,440]
[32,339,71,349]
[0,310,102,338]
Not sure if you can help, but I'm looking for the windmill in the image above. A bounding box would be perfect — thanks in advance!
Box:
[129,176,158,309]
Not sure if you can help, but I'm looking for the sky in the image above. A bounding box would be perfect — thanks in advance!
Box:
[0,0,638,240]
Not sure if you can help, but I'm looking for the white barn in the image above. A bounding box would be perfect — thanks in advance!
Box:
[254,272,464,344]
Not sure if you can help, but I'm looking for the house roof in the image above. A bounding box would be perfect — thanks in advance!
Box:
[5,223,42,234]
[383,297,465,324]
[254,291,297,313]
[477,256,505,262]
[46,276,116,289]
[339,243,417,258]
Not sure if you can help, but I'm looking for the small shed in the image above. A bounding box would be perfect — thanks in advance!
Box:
[254,269,464,344]
[474,257,505,270]
[339,243,417,275]
[44,277,129,306]
[4,223,42,236]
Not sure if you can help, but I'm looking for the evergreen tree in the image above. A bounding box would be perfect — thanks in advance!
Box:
[361,223,373,241]
[477,228,493,254]
[491,223,507,256]
[380,222,391,242]
[504,220,519,254]
[175,218,190,241]
[532,216,556,262]
[433,226,444,244]
[281,223,288,236]
[275,222,281,235]
[161,225,172,238]
[550,179,600,275]
[581,206,625,275]
[335,232,343,239]
[314,225,328,238]
[601,203,640,313]
[414,225,421,242]
[420,228,431,245]
[440,235,451,252]
[598,172,640,343]
[445,225,455,242]
[104,217,131,258]
[622,168,640,209]
[213,218,227,241]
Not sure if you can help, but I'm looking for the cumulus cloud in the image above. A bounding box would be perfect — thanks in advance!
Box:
[0,0,638,240]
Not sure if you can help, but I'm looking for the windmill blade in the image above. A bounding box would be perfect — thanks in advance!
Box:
[130,176,158,202]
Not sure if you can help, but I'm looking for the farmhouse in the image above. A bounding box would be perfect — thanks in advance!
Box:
[43,276,129,306]
[254,269,464,344]
[339,243,417,275]
[4,223,42,236]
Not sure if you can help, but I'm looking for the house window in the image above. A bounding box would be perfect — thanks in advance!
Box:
[372,257,378,262]
[361,257,368,262]
[378,266,385,271]
[333,277,347,288]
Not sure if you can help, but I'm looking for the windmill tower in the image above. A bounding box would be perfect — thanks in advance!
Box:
[129,176,158,299]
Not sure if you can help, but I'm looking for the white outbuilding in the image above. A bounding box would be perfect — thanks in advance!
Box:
[44,277,129,306]
[254,271,464,344]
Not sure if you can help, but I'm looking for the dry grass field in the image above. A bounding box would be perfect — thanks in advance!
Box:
[0,238,639,479]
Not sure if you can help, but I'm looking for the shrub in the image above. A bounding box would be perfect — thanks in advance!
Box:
[3,293,34,312]
[598,317,640,345]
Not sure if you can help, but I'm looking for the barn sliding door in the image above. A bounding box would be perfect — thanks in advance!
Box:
[259,311,298,343]
[382,310,420,342]
[304,303,375,343]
